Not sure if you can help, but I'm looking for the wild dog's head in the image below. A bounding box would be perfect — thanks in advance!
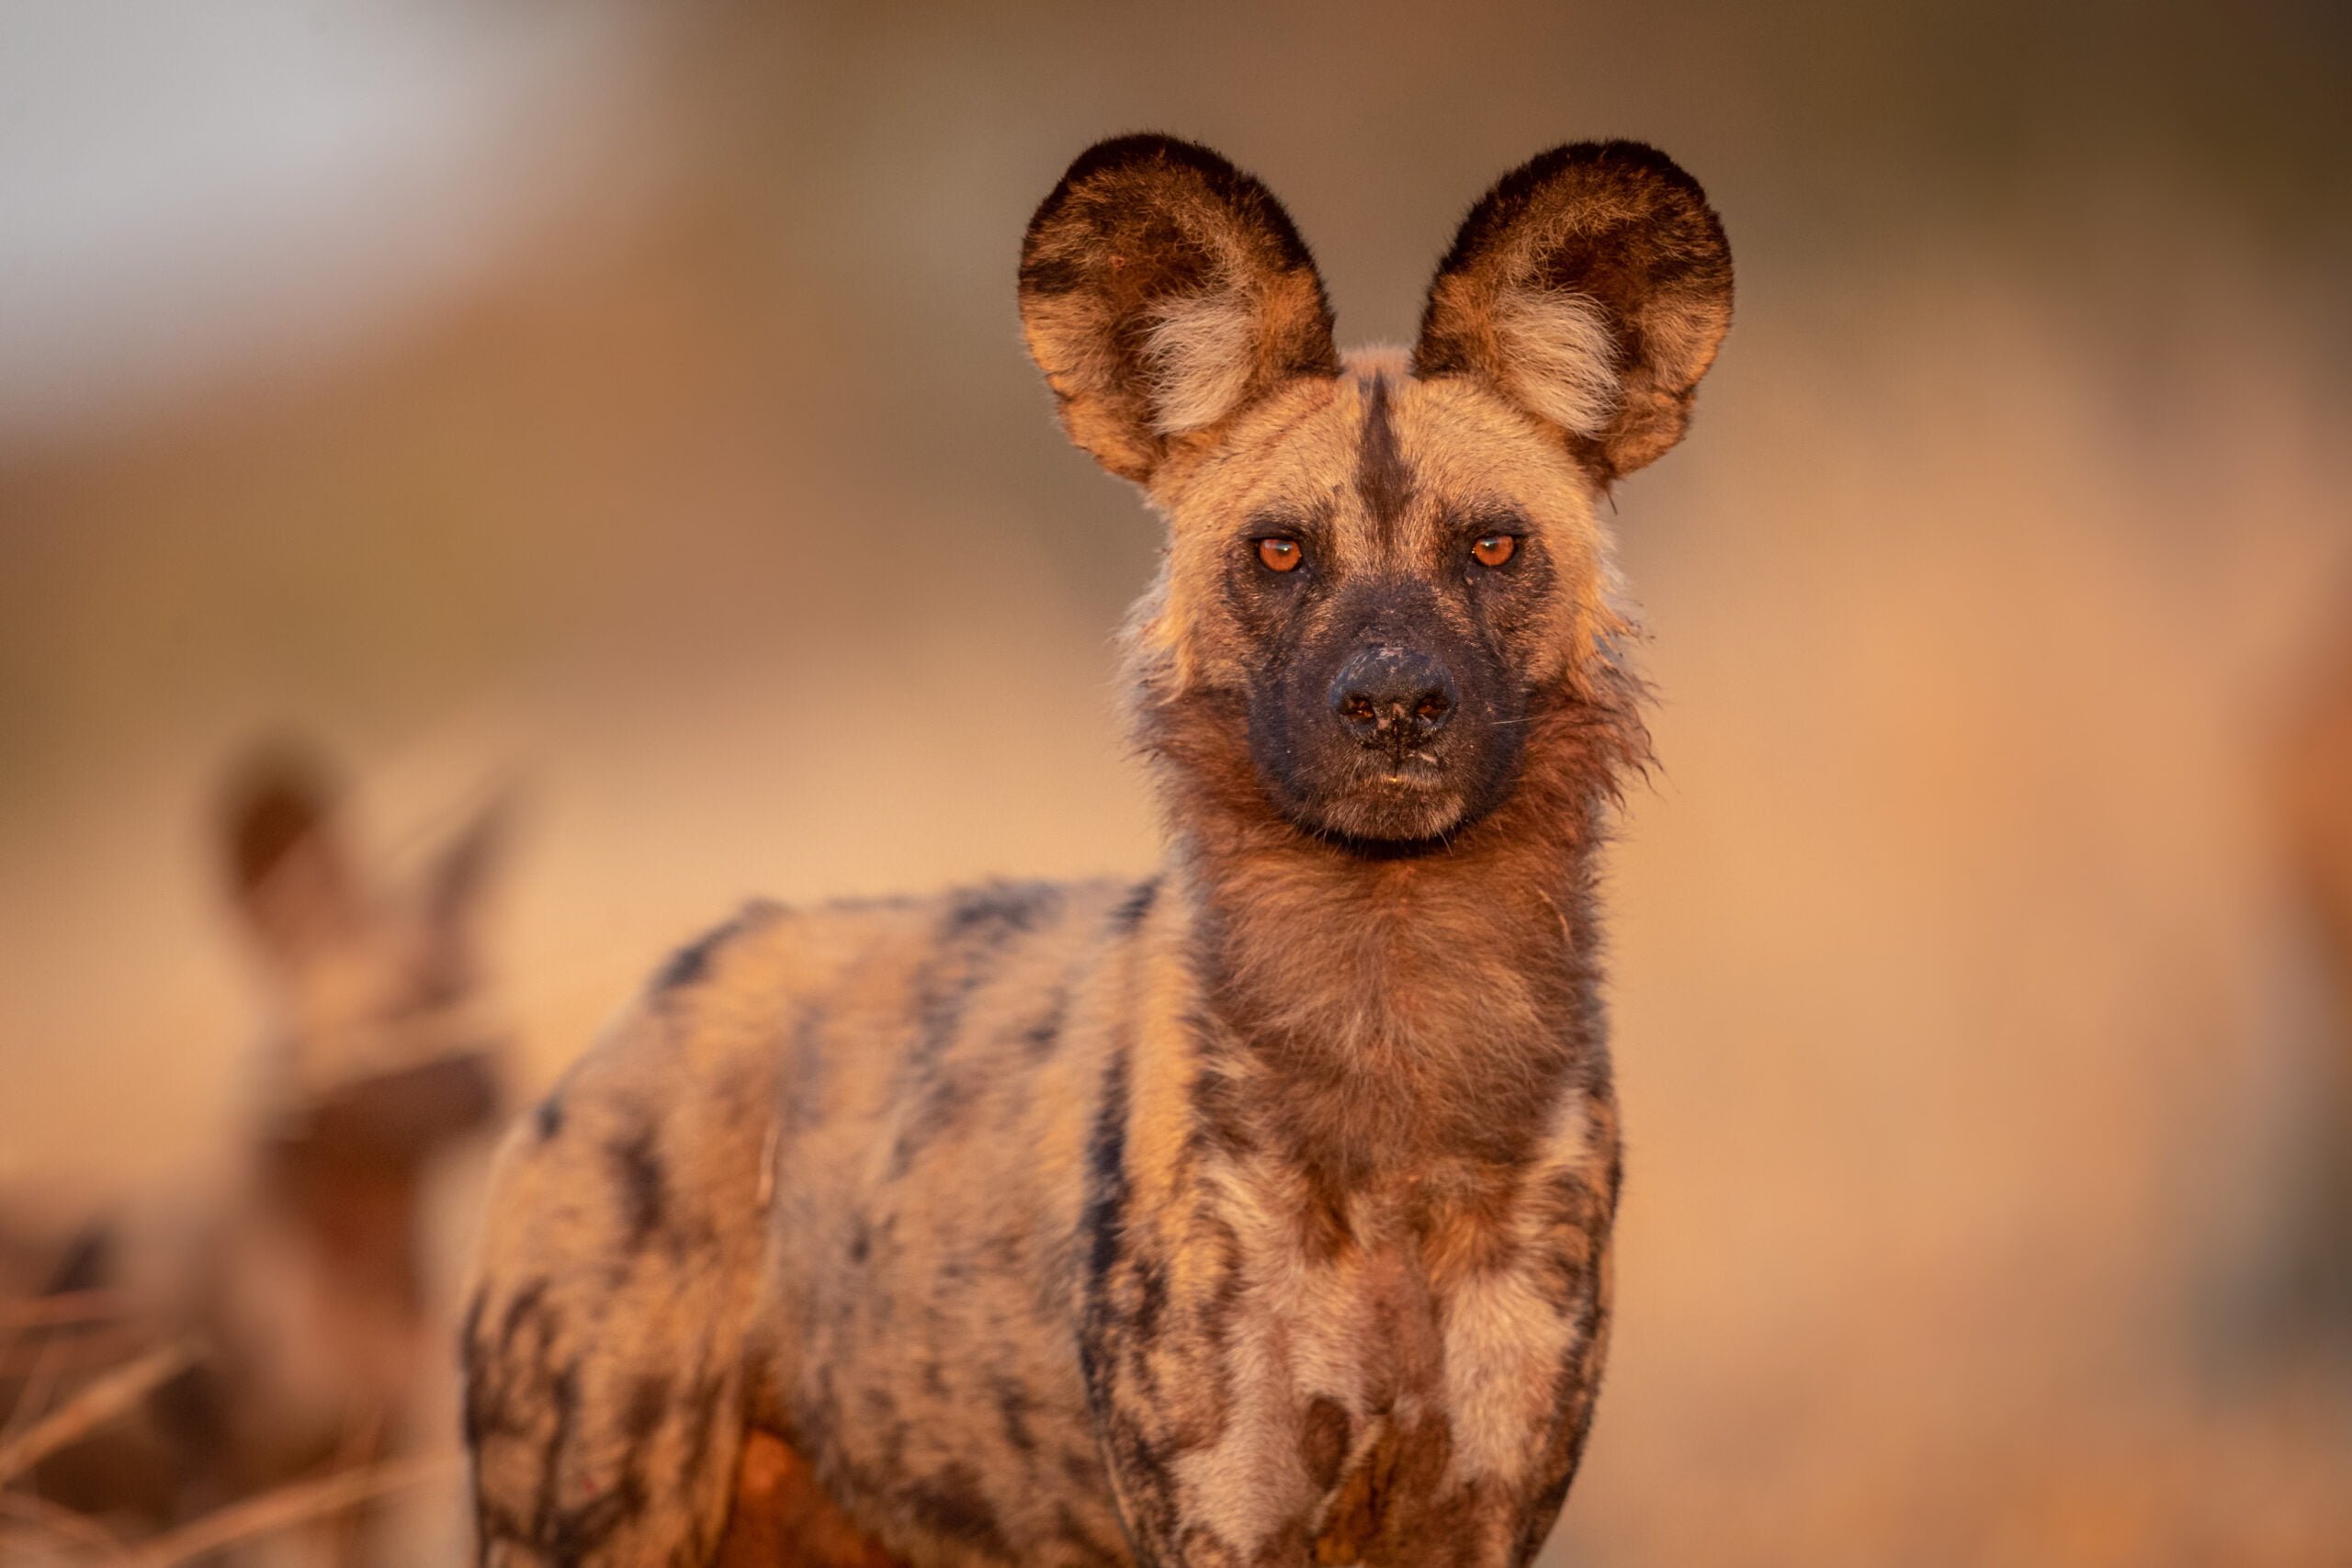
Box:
[220,739,508,1172]
[1021,136,1730,850]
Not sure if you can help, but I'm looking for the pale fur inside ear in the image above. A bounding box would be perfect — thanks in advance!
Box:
[1145,291,1260,434]
[1492,288,1619,437]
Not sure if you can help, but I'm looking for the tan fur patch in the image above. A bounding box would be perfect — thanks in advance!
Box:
[1147,291,1274,434]
[1490,289,1620,437]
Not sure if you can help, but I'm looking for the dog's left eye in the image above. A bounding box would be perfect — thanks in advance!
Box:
[1472,533,1518,568]
[1256,537,1305,573]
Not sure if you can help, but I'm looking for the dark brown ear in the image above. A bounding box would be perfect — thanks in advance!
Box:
[220,739,357,970]
[422,793,507,934]
[1020,134,1340,484]
[1414,141,1733,483]
[415,790,511,994]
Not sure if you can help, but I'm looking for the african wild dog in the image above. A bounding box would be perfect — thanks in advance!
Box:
[462,135,1733,1565]
[10,740,507,1559]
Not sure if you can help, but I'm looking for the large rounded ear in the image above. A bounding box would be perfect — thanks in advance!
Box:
[219,738,358,973]
[1020,134,1340,484]
[1413,141,1733,484]
[413,788,512,999]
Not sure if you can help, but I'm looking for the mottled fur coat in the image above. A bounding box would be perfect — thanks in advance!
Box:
[463,134,1733,1568]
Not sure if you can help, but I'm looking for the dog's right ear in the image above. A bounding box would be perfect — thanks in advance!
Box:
[1020,135,1340,485]
[220,739,357,974]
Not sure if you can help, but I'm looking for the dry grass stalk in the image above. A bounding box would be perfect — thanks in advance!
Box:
[0,1324,70,1458]
[0,1337,201,1486]
[0,1294,133,1334]
[0,1326,147,1380]
[118,1450,458,1568]
[0,1485,129,1561]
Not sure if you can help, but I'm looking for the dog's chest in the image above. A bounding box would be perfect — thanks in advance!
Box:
[1097,1146,1604,1563]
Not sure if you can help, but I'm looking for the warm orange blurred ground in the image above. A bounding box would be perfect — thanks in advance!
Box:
[3,4,2349,1563]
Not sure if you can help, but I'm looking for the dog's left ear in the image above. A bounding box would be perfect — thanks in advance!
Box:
[1020,134,1340,485]
[1414,141,1733,484]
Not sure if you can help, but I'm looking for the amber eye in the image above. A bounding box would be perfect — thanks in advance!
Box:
[1256,536,1304,573]
[1472,533,1518,568]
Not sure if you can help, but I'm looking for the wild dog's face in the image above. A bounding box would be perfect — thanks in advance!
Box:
[1020,137,1732,846]
[1160,368,1586,844]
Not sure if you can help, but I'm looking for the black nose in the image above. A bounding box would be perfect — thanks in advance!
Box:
[1330,646,1457,750]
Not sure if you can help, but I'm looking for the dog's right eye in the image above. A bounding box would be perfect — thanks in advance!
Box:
[1255,537,1305,573]
[1471,533,1519,569]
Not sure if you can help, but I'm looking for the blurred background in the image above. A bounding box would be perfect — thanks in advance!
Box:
[3,1,2349,1562]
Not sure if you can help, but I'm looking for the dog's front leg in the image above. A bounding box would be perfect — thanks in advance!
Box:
[1076,1104,1317,1566]
[1079,1214,1321,1566]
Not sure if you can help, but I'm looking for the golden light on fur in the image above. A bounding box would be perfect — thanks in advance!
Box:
[462,132,1730,1567]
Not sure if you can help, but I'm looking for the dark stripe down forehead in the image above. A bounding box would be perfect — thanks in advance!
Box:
[1354,374,1415,544]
